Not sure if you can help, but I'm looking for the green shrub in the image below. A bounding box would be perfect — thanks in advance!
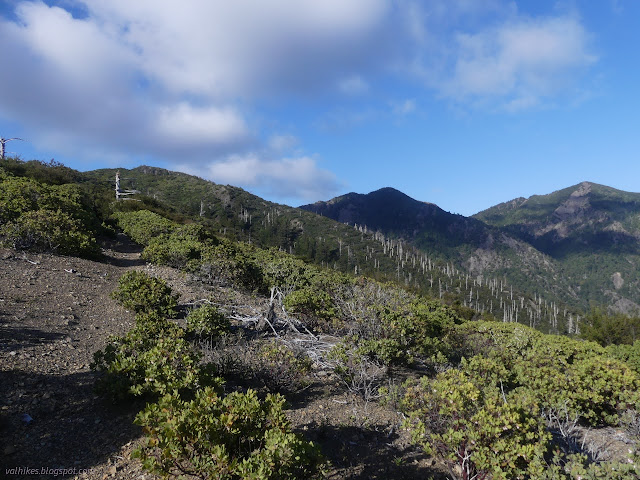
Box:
[398,322,640,478]
[199,240,265,291]
[134,387,325,479]
[542,452,640,479]
[284,287,336,329]
[112,210,175,246]
[258,252,313,289]
[607,340,640,375]
[336,297,461,367]
[253,340,312,394]
[0,158,82,185]
[402,369,549,480]
[560,356,640,425]
[0,209,99,256]
[142,224,218,269]
[143,233,202,268]
[0,174,100,256]
[582,309,640,347]
[91,322,203,400]
[110,271,178,316]
[186,304,230,338]
[456,321,640,427]
[132,311,177,337]
[0,175,45,222]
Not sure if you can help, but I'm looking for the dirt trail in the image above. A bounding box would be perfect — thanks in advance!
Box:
[0,235,149,479]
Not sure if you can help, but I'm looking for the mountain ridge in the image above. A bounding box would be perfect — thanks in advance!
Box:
[302,181,640,315]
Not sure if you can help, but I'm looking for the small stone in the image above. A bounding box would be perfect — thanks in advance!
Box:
[9,351,16,356]
[3,445,16,455]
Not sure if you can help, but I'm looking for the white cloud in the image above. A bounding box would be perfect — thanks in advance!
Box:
[268,134,299,154]
[82,0,390,99]
[198,154,342,201]
[0,0,391,165]
[154,103,248,146]
[338,75,369,95]
[415,11,597,110]
[0,0,599,203]
[391,99,417,116]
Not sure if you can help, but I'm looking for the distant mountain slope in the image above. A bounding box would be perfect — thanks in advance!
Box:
[301,184,640,315]
[475,182,640,252]
[301,188,576,313]
[301,187,488,253]
[475,182,640,313]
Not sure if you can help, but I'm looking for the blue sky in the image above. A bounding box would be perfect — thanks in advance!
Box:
[0,0,638,216]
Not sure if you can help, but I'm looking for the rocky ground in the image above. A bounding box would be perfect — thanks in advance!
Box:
[0,235,441,480]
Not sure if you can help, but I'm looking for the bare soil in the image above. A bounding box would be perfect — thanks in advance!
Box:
[0,235,442,480]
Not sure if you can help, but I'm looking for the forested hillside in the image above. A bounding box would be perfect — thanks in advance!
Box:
[476,181,640,314]
[304,184,640,317]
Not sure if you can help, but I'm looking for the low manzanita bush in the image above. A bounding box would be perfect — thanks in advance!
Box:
[134,386,325,480]
[110,270,178,317]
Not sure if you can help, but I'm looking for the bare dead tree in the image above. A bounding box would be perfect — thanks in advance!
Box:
[0,137,24,160]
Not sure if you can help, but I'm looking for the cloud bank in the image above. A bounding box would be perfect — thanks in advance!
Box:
[0,1,597,202]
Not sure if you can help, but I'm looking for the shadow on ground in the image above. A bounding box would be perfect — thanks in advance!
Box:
[0,324,66,353]
[303,421,443,480]
[99,233,145,268]
[0,369,143,479]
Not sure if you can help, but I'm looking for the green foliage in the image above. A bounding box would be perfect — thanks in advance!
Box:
[0,157,82,185]
[199,240,265,291]
[253,340,313,394]
[258,250,314,289]
[112,210,175,246]
[337,292,462,366]
[134,387,325,480]
[110,271,178,317]
[186,304,230,338]
[142,223,218,269]
[582,308,640,347]
[0,172,100,256]
[400,322,640,478]
[607,340,640,375]
[284,287,336,328]
[542,452,640,479]
[1,209,99,256]
[456,321,640,426]
[402,369,549,480]
[91,318,203,400]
